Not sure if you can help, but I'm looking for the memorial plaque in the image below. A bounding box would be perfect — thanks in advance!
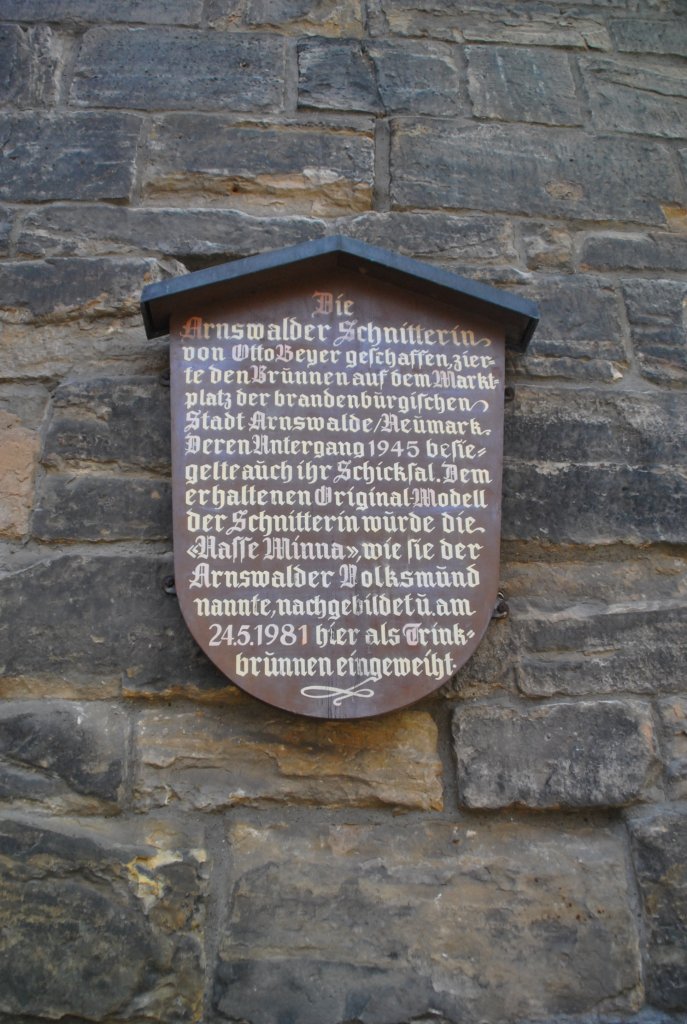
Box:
[142,237,538,718]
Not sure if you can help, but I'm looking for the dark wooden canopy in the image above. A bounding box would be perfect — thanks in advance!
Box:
[141,235,539,352]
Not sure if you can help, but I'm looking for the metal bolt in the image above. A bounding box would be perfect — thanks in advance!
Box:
[162,575,176,595]
[492,592,509,619]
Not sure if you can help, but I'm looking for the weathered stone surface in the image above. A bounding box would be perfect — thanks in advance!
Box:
[0,812,206,1021]
[454,700,659,809]
[0,554,225,696]
[0,113,142,202]
[0,320,170,383]
[448,558,687,700]
[240,0,364,35]
[516,605,687,700]
[0,257,163,324]
[0,701,126,812]
[134,701,442,811]
[16,203,326,260]
[144,117,374,215]
[628,807,687,1009]
[72,28,284,111]
[460,14,610,49]
[503,462,687,544]
[520,221,574,270]
[341,210,517,264]
[0,24,59,106]
[377,0,610,48]
[0,206,11,257]
[391,122,684,225]
[0,0,203,23]
[505,386,687,467]
[467,47,582,125]
[0,410,40,540]
[298,38,460,115]
[581,231,687,273]
[214,818,641,1023]
[622,279,687,386]
[0,383,48,430]
[32,475,171,542]
[513,275,625,382]
[658,698,687,799]
[43,378,170,472]
[611,18,687,57]
[585,59,687,138]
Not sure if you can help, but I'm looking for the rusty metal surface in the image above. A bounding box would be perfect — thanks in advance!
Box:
[170,269,506,718]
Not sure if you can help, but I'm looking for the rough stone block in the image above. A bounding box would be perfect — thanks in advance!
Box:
[658,697,687,799]
[503,462,687,544]
[629,807,687,1009]
[516,605,687,701]
[513,275,625,382]
[390,122,684,225]
[144,116,374,215]
[16,203,326,260]
[585,59,687,138]
[454,699,659,809]
[520,221,573,270]
[504,386,687,467]
[581,231,687,273]
[377,0,610,48]
[0,257,163,324]
[0,113,142,202]
[0,319,170,385]
[72,27,284,112]
[467,46,582,125]
[611,18,687,57]
[32,474,172,542]
[240,0,364,35]
[0,701,126,812]
[134,701,442,811]
[0,206,11,257]
[298,38,460,115]
[0,24,59,106]
[622,279,687,386]
[0,812,206,1021]
[446,558,687,700]
[460,13,611,50]
[342,211,517,264]
[43,378,170,472]
[0,0,203,23]
[0,554,225,696]
[0,410,41,540]
[214,818,641,1022]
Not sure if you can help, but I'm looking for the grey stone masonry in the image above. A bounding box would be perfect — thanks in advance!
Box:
[0,0,204,24]
[143,117,374,215]
[0,0,686,1021]
[453,700,660,809]
[466,46,583,126]
[0,701,126,812]
[0,114,142,202]
[629,808,687,1009]
[297,38,461,115]
[72,28,286,111]
[390,122,685,225]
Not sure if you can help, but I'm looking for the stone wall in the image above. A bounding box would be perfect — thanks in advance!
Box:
[0,1,686,1022]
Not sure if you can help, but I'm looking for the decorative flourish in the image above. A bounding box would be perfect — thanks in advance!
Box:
[301,678,378,706]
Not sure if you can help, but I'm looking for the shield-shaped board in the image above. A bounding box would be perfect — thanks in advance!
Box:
[142,238,538,718]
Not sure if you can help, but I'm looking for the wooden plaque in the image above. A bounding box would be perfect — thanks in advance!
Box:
[170,268,507,718]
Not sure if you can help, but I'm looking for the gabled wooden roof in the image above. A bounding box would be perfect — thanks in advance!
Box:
[141,234,539,351]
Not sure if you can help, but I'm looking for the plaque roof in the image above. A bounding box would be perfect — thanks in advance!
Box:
[141,234,539,351]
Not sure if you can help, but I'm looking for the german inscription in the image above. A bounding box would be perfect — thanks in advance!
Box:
[171,272,505,717]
